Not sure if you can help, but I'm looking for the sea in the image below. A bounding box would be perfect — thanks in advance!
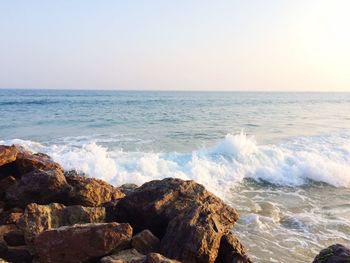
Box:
[1,89,350,262]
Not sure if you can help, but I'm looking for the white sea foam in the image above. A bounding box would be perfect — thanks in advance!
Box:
[2,132,350,198]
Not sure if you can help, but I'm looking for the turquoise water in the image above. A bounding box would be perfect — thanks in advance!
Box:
[1,89,350,262]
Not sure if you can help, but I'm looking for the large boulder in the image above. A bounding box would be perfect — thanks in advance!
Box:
[35,222,132,263]
[66,174,125,206]
[5,170,71,207]
[313,244,350,263]
[15,151,64,175]
[110,178,239,263]
[215,233,252,263]
[19,203,105,248]
[0,145,64,181]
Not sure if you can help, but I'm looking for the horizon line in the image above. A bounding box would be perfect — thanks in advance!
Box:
[0,88,350,93]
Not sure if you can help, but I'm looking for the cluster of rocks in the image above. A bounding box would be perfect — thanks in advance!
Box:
[0,144,349,263]
[0,145,251,263]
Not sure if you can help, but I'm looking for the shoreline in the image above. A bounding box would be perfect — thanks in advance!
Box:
[0,144,348,263]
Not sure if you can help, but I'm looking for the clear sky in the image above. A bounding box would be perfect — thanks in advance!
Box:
[0,0,349,91]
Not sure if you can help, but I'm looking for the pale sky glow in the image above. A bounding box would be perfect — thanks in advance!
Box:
[0,0,349,91]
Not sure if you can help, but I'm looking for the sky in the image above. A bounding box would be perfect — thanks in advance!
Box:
[0,0,349,91]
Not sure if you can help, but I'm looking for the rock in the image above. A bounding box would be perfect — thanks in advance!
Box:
[66,174,125,206]
[0,177,16,197]
[15,151,64,175]
[100,249,146,263]
[132,230,160,254]
[110,178,239,263]
[0,208,23,225]
[19,203,105,248]
[0,243,32,263]
[0,146,20,181]
[3,230,25,246]
[313,244,350,263]
[145,253,181,263]
[0,225,17,242]
[35,222,133,263]
[5,169,71,207]
[215,233,252,263]
[119,184,139,195]
[0,146,18,167]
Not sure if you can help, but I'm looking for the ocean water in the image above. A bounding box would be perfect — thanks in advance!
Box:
[1,89,350,262]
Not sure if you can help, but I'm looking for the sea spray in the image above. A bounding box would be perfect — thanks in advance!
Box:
[2,131,350,199]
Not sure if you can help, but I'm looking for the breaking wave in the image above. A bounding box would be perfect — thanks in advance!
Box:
[2,131,350,198]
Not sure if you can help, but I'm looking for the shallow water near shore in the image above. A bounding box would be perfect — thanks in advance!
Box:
[1,90,350,262]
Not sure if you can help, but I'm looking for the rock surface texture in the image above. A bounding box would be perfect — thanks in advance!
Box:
[110,178,240,263]
[35,222,132,263]
[313,244,350,263]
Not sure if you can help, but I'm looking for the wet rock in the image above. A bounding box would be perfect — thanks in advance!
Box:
[215,233,252,263]
[111,178,239,263]
[5,169,71,207]
[313,244,350,263]
[19,203,105,248]
[132,230,160,254]
[35,222,133,263]
[3,230,25,246]
[145,253,181,263]
[100,248,146,263]
[66,174,125,206]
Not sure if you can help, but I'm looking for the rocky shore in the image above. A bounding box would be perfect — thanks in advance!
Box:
[0,145,348,263]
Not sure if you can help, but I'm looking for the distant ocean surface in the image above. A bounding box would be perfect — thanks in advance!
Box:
[1,89,350,262]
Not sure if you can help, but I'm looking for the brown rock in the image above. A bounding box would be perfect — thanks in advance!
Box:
[35,222,133,263]
[0,243,32,263]
[0,177,16,197]
[110,178,239,263]
[132,230,160,254]
[5,169,71,207]
[0,146,18,167]
[0,146,20,181]
[19,203,105,248]
[100,249,146,263]
[0,225,17,242]
[3,230,25,246]
[67,174,125,206]
[15,151,64,175]
[145,253,181,263]
[313,244,350,263]
[0,209,23,225]
[215,233,252,263]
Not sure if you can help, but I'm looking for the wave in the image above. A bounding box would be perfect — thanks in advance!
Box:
[2,131,350,198]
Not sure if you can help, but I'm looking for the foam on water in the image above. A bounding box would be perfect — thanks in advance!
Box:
[2,131,350,198]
